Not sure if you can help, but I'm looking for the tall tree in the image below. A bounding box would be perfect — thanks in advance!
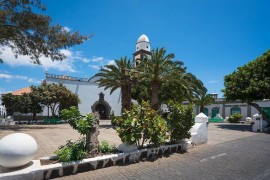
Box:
[160,71,206,104]
[0,92,42,120]
[1,93,20,115]
[139,47,184,110]
[94,57,133,111]
[31,82,80,117]
[223,49,270,121]
[0,0,88,64]
[195,93,215,113]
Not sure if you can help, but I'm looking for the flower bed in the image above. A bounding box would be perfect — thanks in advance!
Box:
[0,141,192,180]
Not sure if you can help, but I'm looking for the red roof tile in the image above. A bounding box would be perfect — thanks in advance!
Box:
[12,87,32,95]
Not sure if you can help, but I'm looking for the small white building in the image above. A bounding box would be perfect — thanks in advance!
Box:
[192,95,270,121]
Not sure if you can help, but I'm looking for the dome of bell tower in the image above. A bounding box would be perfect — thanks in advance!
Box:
[136,34,150,52]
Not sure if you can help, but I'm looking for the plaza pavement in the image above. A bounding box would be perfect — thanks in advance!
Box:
[1,121,267,179]
[0,121,255,159]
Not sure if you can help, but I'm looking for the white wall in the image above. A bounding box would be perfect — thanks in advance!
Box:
[46,77,122,116]
[193,99,270,121]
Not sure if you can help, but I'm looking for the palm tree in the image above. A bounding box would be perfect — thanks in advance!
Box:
[94,57,133,111]
[195,92,215,113]
[160,71,206,104]
[139,47,183,110]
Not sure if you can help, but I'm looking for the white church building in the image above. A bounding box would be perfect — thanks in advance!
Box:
[44,34,152,119]
[3,34,270,121]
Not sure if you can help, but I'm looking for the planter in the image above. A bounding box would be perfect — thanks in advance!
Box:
[0,140,193,180]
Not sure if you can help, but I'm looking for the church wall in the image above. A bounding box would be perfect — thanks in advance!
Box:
[46,78,121,116]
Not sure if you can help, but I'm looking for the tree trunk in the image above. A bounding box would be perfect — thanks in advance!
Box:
[121,83,131,111]
[248,102,269,121]
[151,81,160,110]
[200,105,204,113]
[87,114,100,155]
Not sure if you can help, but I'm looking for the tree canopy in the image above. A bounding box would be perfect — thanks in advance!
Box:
[223,49,270,119]
[31,82,80,117]
[1,92,42,119]
[133,47,206,109]
[0,0,89,64]
[138,47,183,110]
[94,57,133,111]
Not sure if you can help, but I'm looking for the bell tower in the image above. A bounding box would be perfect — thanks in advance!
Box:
[133,34,152,66]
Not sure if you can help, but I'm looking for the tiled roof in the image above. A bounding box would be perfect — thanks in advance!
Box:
[12,87,32,95]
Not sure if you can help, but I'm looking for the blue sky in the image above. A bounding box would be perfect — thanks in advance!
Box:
[1,0,270,97]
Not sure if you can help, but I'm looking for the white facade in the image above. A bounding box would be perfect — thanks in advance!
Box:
[133,34,152,66]
[45,73,122,118]
[193,98,270,121]
[0,95,7,118]
[136,34,150,52]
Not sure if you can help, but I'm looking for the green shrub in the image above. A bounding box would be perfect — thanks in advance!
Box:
[228,113,242,123]
[166,101,195,143]
[99,140,117,153]
[55,138,87,162]
[61,106,94,135]
[115,101,168,147]
[60,106,96,152]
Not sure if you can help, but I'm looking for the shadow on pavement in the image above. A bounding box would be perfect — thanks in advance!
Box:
[99,124,114,129]
[216,124,252,132]
[0,125,64,131]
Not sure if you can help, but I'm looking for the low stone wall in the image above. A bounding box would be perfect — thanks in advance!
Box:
[13,115,47,122]
[0,141,192,180]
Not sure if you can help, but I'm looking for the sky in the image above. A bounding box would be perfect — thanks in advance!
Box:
[1,0,270,97]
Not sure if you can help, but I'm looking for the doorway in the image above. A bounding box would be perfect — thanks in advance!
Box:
[212,107,219,118]
[95,104,107,119]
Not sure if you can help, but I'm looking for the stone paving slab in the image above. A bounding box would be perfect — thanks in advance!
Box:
[0,120,122,159]
[0,121,254,159]
[208,123,255,145]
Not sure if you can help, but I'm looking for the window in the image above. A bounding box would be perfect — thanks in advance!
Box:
[230,107,241,115]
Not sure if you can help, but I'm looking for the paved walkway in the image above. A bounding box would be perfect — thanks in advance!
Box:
[0,121,254,159]
[0,120,122,159]
[1,121,264,179]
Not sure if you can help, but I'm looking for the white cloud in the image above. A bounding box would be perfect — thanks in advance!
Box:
[0,73,40,84]
[91,57,104,62]
[89,65,100,70]
[106,60,116,65]
[208,80,219,84]
[0,73,12,79]
[0,45,113,73]
[0,46,77,72]
[62,26,71,32]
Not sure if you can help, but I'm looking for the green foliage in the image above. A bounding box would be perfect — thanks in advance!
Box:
[110,112,120,126]
[166,101,195,143]
[60,106,94,135]
[1,92,42,118]
[115,101,168,147]
[228,113,243,123]
[94,57,133,110]
[31,83,80,117]
[132,47,206,109]
[98,141,117,154]
[195,93,215,113]
[0,0,88,64]
[57,107,97,161]
[55,138,87,162]
[223,49,270,120]
[1,93,21,115]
